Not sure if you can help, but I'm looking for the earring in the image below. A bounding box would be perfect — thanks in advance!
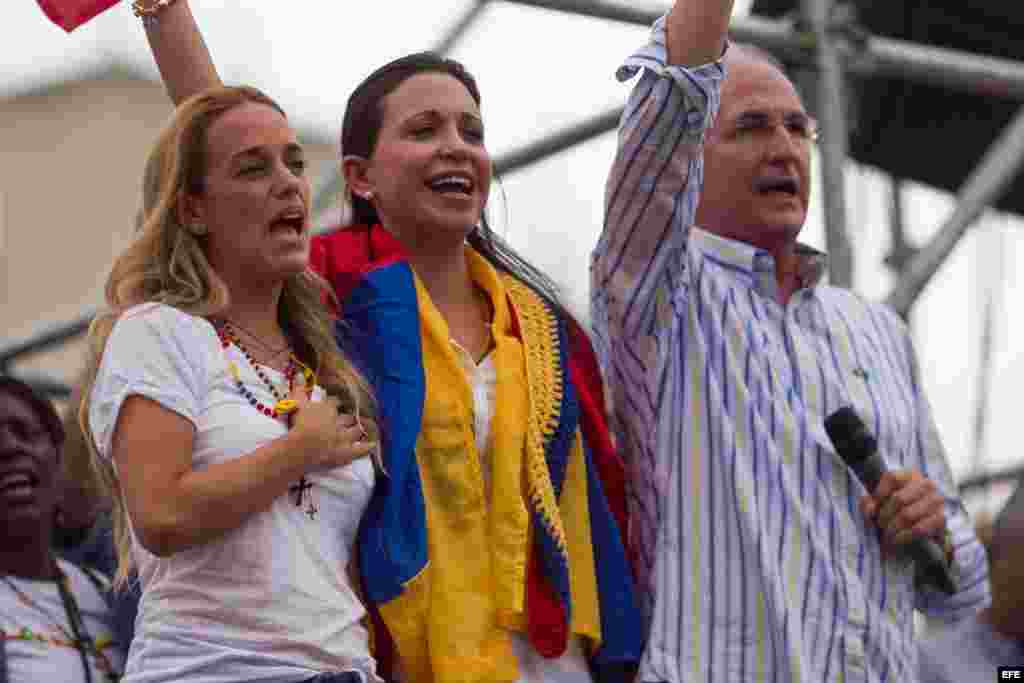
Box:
[188,222,208,236]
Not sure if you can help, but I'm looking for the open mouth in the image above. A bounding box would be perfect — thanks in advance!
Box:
[0,469,40,500]
[269,209,306,236]
[427,173,475,197]
[755,177,800,196]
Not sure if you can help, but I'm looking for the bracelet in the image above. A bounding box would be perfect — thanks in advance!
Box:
[131,0,180,28]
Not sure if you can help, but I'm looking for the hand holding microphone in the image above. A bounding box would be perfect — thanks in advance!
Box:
[860,470,946,552]
[825,407,957,595]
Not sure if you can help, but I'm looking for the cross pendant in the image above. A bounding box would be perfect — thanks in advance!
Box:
[289,477,313,508]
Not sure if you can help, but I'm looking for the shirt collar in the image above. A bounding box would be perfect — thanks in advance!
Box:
[690,227,828,296]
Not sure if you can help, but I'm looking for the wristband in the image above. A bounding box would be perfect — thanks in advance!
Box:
[131,0,179,28]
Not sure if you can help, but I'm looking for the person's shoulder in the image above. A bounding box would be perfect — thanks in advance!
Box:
[117,302,200,326]
[814,285,908,335]
[103,304,217,375]
[111,303,210,341]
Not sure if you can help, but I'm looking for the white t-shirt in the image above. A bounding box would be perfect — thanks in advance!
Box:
[0,559,126,682]
[452,342,592,683]
[88,303,379,683]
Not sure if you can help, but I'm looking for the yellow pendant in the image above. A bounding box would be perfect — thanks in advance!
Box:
[275,399,298,415]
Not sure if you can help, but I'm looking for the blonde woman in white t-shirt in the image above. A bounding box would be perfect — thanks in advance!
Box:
[80,85,382,683]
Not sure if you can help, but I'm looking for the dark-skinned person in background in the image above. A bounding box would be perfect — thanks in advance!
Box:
[0,376,125,682]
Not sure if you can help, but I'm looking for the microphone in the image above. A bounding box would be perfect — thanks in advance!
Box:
[824,406,957,595]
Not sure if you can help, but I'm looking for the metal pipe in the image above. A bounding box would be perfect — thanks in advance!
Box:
[801,0,852,287]
[312,1,492,221]
[1,371,73,400]
[886,105,1024,317]
[495,107,623,176]
[884,176,917,273]
[0,310,96,368]
[729,14,813,57]
[495,0,664,26]
[861,36,1024,102]
[971,288,996,473]
[736,19,1024,102]
[959,464,1024,496]
[434,0,492,55]
[312,1,1024,223]
[500,1,1024,101]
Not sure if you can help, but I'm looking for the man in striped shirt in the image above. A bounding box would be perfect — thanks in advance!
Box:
[590,1,991,681]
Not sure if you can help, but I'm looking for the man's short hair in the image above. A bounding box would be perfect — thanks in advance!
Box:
[724,42,809,109]
[729,42,788,74]
[0,376,65,449]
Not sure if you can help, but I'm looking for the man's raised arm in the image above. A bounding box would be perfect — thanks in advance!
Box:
[137,0,221,105]
[591,0,732,341]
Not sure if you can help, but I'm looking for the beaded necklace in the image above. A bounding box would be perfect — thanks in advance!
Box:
[214,319,312,420]
[2,564,120,682]
[213,319,319,519]
[224,317,292,359]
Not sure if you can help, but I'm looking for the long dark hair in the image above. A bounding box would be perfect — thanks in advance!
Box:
[340,52,573,323]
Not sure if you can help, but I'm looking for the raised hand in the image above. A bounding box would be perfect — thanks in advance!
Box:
[667,0,736,66]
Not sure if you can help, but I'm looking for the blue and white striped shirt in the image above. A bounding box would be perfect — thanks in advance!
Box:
[590,17,990,683]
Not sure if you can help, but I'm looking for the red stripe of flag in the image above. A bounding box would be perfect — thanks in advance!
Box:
[37,0,120,32]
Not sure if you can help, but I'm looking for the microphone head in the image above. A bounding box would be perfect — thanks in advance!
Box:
[825,407,876,464]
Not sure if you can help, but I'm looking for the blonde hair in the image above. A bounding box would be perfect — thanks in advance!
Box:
[78,86,374,585]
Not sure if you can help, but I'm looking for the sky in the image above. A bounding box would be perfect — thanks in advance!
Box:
[4,0,1023,511]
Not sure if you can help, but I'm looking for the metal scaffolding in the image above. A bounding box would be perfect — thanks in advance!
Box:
[308,0,1024,293]
[0,311,95,398]
[4,0,1024,491]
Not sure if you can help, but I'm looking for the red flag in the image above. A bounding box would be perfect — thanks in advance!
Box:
[37,0,121,32]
